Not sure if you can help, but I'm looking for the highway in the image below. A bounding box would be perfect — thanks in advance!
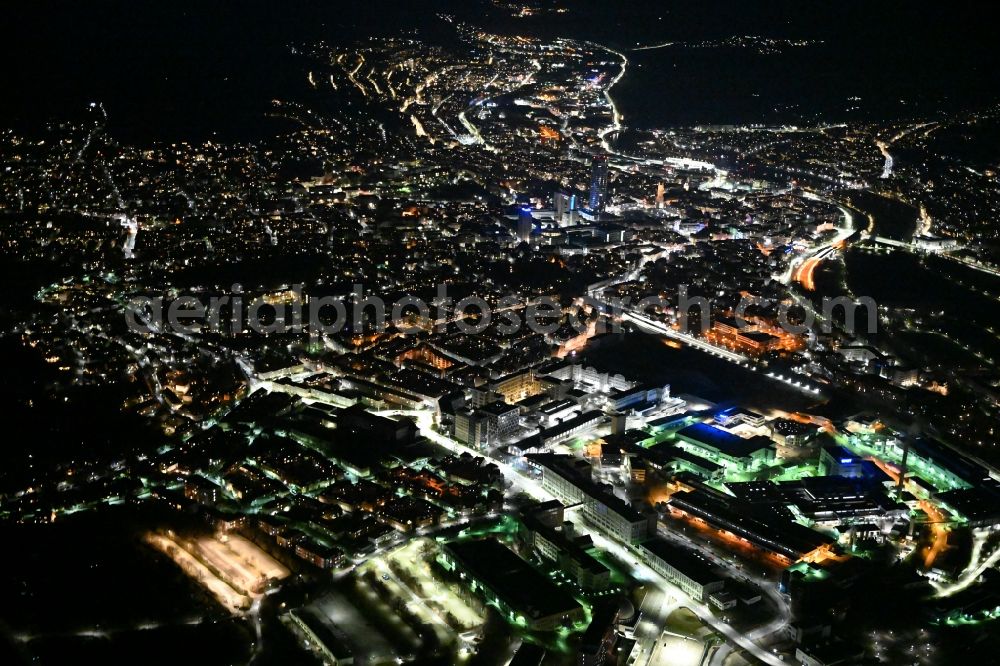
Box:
[777,198,860,344]
[783,196,857,286]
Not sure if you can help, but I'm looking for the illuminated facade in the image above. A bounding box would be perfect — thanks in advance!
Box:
[439,539,585,631]
[639,539,725,602]
[526,453,652,544]
[674,422,774,471]
[588,155,609,212]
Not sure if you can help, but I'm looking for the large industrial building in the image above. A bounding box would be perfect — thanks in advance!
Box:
[439,539,586,631]
[667,485,837,564]
[454,400,520,449]
[818,445,864,478]
[526,453,653,544]
[726,476,907,527]
[638,538,725,602]
[537,410,605,448]
[673,422,775,471]
[518,501,612,590]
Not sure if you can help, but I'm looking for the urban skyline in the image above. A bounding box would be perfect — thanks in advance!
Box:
[1,2,999,666]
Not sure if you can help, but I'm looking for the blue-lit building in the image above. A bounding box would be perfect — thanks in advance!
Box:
[673,422,774,471]
[588,155,609,212]
[818,445,864,478]
[517,205,535,242]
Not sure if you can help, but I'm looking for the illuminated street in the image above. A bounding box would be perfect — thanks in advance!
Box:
[3,3,1000,665]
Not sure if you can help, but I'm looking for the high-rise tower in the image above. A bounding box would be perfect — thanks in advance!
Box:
[516,205,534,242]
[588,155,609,213]
[554,189,578,226]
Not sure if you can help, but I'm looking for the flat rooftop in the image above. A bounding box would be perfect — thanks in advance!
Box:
[669,487,834,559]
[676,422,771,459]
[444,539,583,621]
[538,399,578,416]
[539,410,604,441]
[640,538,723,586]
[527,453,646,524]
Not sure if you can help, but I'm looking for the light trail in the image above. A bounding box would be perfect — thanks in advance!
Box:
[933,537,1000,598]
[588,42,628,154]
[877,122,937,179]
[918,500,949,570]
[366,67,382,95]
[782,197,856,289]
[795,256,822,292]
[630,41,676,51]
[346,54,368,97]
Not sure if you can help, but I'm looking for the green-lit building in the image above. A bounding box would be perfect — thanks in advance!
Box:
[674,422,774,471]
[439,538,586,632]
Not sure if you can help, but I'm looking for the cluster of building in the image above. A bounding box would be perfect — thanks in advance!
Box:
[2,14,1000,666]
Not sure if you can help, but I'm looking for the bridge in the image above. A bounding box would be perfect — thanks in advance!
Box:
[619,308,749,363]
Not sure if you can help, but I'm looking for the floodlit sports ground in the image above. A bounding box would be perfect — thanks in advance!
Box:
[145,531,289,613]
[192,533,289,594]
[145,533,251,613]
[648,634,704,666]
[223,533,289,580]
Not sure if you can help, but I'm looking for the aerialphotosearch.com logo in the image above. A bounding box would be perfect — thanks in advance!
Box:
[124,283,878,338]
